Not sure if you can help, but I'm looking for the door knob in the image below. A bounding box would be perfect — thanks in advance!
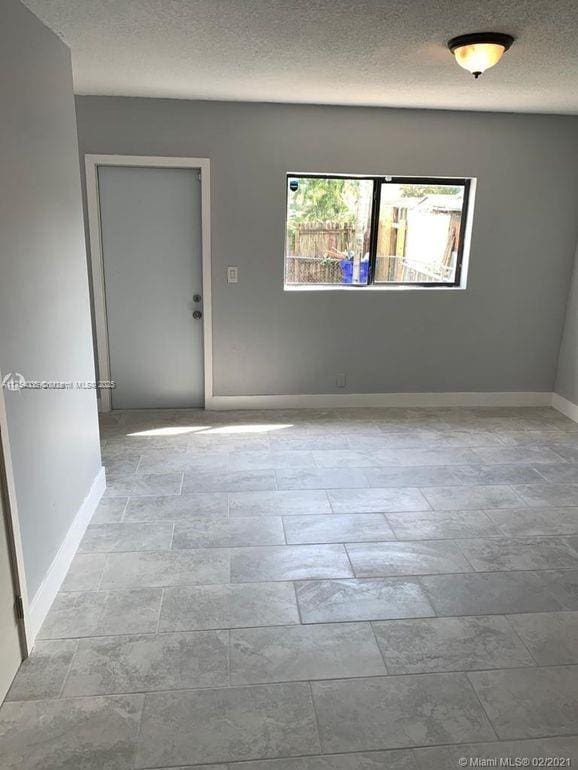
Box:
[193,310,202,320]
[193,294,202,303]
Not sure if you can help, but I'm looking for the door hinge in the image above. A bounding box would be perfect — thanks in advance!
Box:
[14,595,24,620]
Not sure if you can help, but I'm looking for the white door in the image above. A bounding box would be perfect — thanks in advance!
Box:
[0,439,23,702]
[98,166,204,409]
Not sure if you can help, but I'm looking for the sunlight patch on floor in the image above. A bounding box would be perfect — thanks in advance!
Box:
[201,424,294,434]
[127,426,207,437]
[127,423,294,437]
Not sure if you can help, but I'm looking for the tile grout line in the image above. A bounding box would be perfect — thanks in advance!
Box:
[463,671,500,742]
[382,512,400,541]
[227,628,231,687]
[20,611,564,646]
[10,661,578,705]
[307,680,325,754]
[131,681,149,764]
[155,588,164,634]
[56,638,80,700]
[368,620,391,675]
[67,559,578,590]
[341,541,358,578]
[451,537,478,572]
[416,486,434,512]
[95,557,107,591]
[507,483,532,508]
[292,581,305,625]
[325,489,336,514]
[119,496,130,523]
[280,516,289,545]
[415,575,441,618]
[501,614,541,666]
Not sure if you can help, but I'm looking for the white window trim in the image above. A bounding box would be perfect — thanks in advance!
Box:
[283,174,476,292]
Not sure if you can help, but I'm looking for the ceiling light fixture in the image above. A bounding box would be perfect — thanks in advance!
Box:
[448,32,514,79]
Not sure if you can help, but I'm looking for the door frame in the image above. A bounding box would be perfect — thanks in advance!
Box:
[0,379,30,656]
[85,155,213,412]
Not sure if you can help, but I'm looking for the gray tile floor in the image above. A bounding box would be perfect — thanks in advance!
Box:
[3,406,578,769]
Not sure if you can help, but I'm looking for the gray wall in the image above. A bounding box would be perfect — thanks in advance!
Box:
[75,97,578,397]
[0,0,101,598]
[555,243,578,404]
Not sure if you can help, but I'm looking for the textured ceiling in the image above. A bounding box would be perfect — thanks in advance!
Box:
[23,0,578,113]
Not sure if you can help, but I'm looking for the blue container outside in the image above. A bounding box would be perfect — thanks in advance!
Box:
[340,258,369,285]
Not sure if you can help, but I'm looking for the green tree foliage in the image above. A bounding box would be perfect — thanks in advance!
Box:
[399,184,460,197]
[289,178,358,223]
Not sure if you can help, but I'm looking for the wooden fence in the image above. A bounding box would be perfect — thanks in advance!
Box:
[286,220,353,284]
[375,207,407,281]
[289,221,355,259]
[286,209,461,284]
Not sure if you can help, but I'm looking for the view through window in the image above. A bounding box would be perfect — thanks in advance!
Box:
[285,175,471,288]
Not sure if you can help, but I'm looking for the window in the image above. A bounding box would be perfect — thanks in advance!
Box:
[285,174,472,288]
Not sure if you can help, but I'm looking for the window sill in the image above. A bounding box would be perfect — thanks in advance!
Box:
[283,283,467,292]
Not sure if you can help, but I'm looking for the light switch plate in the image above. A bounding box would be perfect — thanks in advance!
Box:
[227,266,238,283]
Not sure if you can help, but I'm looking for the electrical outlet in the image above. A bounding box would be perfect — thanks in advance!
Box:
[336,373,346,388]
[226,266,238,283]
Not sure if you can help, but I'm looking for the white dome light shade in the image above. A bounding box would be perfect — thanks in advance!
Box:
[448,33,514,79]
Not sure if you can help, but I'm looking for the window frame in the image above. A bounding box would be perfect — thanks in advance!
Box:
[284,173,472,290]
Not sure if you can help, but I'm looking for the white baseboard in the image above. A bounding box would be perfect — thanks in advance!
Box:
[206,391,553,411]
[552,393,578,423]
[27,466,106,643]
